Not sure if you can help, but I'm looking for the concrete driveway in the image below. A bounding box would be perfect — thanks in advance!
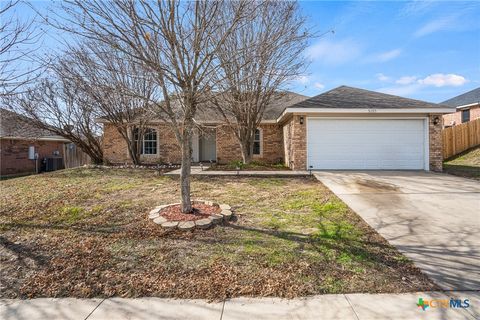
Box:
[314,171,480,291]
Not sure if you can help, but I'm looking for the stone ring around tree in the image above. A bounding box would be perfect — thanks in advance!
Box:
[148,200,233,230]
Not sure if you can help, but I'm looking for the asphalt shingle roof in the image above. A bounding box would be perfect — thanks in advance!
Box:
[441,87,480,107]
[0,108,65,140]
[287,86,448,110]
[96,91,309,123]
[182,91,310,121]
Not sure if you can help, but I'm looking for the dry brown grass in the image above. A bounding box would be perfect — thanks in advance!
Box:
[0,167,436,299]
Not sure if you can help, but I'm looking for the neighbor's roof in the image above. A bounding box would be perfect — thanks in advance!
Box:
[441,87,480,108]
[286,86,450,110]
[0,108,68,140]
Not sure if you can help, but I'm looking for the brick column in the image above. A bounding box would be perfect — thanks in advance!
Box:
[429,114,443,172]
[291,115,307,170]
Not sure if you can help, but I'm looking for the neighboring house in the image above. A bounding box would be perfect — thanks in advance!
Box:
[442,87,480,127]
[100,86,454,171]
[0,108,69,177]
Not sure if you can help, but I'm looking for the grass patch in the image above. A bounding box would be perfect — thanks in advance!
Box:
[0,167,435,299]
[443,146,480,180]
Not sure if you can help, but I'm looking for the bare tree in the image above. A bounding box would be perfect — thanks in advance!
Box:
[212,1,310,164]
[53,0,249,213]
[12,70,104,164]
[0,0,42,96]
[59,41,156,165]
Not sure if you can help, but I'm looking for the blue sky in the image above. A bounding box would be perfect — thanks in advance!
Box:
[293,1,480,102]
[13,1,480,103]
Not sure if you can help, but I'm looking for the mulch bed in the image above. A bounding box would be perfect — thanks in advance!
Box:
[207,164,291,171]
[160,203,220,221]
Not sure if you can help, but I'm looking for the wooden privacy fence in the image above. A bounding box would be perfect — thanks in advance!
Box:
[63,143,91,168]
[442,118,480,159]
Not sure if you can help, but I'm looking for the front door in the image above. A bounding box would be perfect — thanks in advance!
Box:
[199,129,216,162]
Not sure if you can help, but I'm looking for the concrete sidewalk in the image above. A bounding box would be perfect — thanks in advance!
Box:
[164,166,309,177]
[1,291,478,320]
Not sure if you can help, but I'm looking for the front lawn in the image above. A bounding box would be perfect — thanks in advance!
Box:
[0,168,434,299]
[443,146,480,180]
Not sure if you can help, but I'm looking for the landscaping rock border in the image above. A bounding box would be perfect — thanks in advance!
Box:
[148,200,233,231]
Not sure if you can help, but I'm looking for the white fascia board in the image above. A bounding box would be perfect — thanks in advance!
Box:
[456,102,480,110]
[277,107,456,122]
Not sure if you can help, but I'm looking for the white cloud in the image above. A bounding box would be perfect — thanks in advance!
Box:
[396,76,417,85]
[295,75,310,85]
[378,84,422,96]
[378,73,468,97]
[364,48,402,64]
[314,82,325,90]
[400,0,437,17]
[414,15,458,38]
[418,73,467,87]
[306,39,361,65]
[376,49,402,62]
[376,73,390,82]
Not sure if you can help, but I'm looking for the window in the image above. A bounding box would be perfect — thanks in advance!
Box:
[461,109,470,123]
[253,128,261,155]
[134,128,158,155]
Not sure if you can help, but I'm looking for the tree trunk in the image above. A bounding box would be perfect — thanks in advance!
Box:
[124,127,141,165]
[127,142,141,165]
[91,154,103,165]
[240,142,251,164]
[180,128,193,213]
[238,128,253,164]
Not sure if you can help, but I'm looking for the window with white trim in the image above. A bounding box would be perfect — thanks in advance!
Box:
[253,128,261,155]
[461,109,470,123]
[134,128,158,155]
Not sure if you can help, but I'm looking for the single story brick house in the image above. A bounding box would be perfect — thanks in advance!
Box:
[442,87,480,127]
[0,108,68,177]
[100,86,454,171]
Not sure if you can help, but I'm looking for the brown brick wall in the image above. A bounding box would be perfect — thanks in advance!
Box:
[0,139,65,176]
[443,105,480,127]
[102,124,128,163]
[282,115,306,170]
[215,125,242,164]
[104,122,285,165]
[216,124,284,164]
[102,123,181,164]
[429,114,443,172]
[473,106,480,121]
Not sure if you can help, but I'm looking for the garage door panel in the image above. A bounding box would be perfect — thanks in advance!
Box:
[307,119,426,170]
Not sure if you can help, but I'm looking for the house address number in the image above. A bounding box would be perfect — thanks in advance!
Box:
[368,109,377,113]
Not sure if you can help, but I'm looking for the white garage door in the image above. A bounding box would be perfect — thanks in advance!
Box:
[307,118,427,170]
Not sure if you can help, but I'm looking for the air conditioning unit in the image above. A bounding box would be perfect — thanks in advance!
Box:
[44,157,65,172]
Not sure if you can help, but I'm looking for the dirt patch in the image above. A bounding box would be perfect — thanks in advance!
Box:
[354,179,399,192]
[160,203,220,221]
